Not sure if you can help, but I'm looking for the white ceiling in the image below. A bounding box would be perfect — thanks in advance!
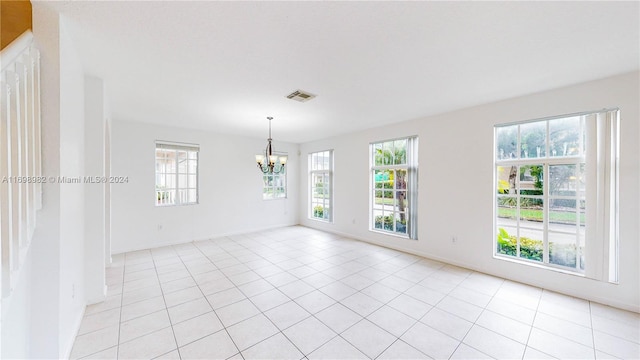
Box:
[42,1,639,143]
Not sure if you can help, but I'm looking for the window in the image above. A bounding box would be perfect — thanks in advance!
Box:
[155,142,199,206]
[495,109,619,281]
[263,156,287,200]
[309,150,333,221]
[370,137,418,239]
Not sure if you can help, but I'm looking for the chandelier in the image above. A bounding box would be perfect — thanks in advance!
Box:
[255,117,287,174]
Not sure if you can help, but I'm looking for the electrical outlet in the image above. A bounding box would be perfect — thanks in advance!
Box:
[157,224,163,231]
[451,236,457,244]
[352,218,356,224]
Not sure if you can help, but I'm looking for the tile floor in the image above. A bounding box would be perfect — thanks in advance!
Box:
[71,226,640,359]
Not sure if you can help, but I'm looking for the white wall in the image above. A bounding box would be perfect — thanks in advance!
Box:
[299,72,640,312]
[57,16,87,358]
[111,120,299,254]
[0,252,32,359]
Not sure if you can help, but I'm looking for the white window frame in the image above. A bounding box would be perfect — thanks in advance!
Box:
[309,150,333,222]
[494,109,619,282]
[369,136,418,240]
[262,152,287,200]
[155,141,199,206]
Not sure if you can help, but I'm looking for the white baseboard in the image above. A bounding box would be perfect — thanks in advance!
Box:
[86,289,107,306]
[62,304,86,360]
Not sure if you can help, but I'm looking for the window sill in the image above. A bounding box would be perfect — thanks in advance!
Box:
[155,202,199,207]
[309,217,332,223]
[493,254,586,278]
[369,229,415,240]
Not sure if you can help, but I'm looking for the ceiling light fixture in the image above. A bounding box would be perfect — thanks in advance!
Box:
[255,117,287,174]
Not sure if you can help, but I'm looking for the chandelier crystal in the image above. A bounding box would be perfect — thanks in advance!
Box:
[255,117,287,174]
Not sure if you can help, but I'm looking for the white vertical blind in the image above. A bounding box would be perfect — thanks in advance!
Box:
[584,110,619,282]
[407,137,419,240]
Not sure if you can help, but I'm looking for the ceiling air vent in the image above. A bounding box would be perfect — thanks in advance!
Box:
[286,90,316,102]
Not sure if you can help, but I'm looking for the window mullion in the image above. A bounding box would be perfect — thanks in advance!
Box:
[496,156,583,167]
[584,113,600,279]
[516,164,521,258]
[544,119,551,264]
[543,163,549,264]
[371,169,375,228]
[545,121,550,165]
[174,150,180,205]
[575,164,581,271]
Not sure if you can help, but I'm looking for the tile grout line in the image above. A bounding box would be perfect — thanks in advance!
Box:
[174,241,241,355]
[458,277,567,359]
[286,240,409,357]
[212,234,333,358]
[589,301,597,360]
[283,245,430,358]
[293,239,458,358]
[114,255,128,360]
[430,267,488,359]
[533,289,598,358]
[521,287,544,359]
[203,233,347,357]
[206,232,392,358]
[149,247,182,359]
[358,264,442,359]
[231,233,347,358]
[369,258,508,358]
[75,260,127,360]
[113,252,178,358]
[189,236,261,359]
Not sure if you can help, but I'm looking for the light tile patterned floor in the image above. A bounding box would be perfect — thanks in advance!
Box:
[71,226,640,359]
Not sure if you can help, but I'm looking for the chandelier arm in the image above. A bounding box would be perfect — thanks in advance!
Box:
[258,163,270,174]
